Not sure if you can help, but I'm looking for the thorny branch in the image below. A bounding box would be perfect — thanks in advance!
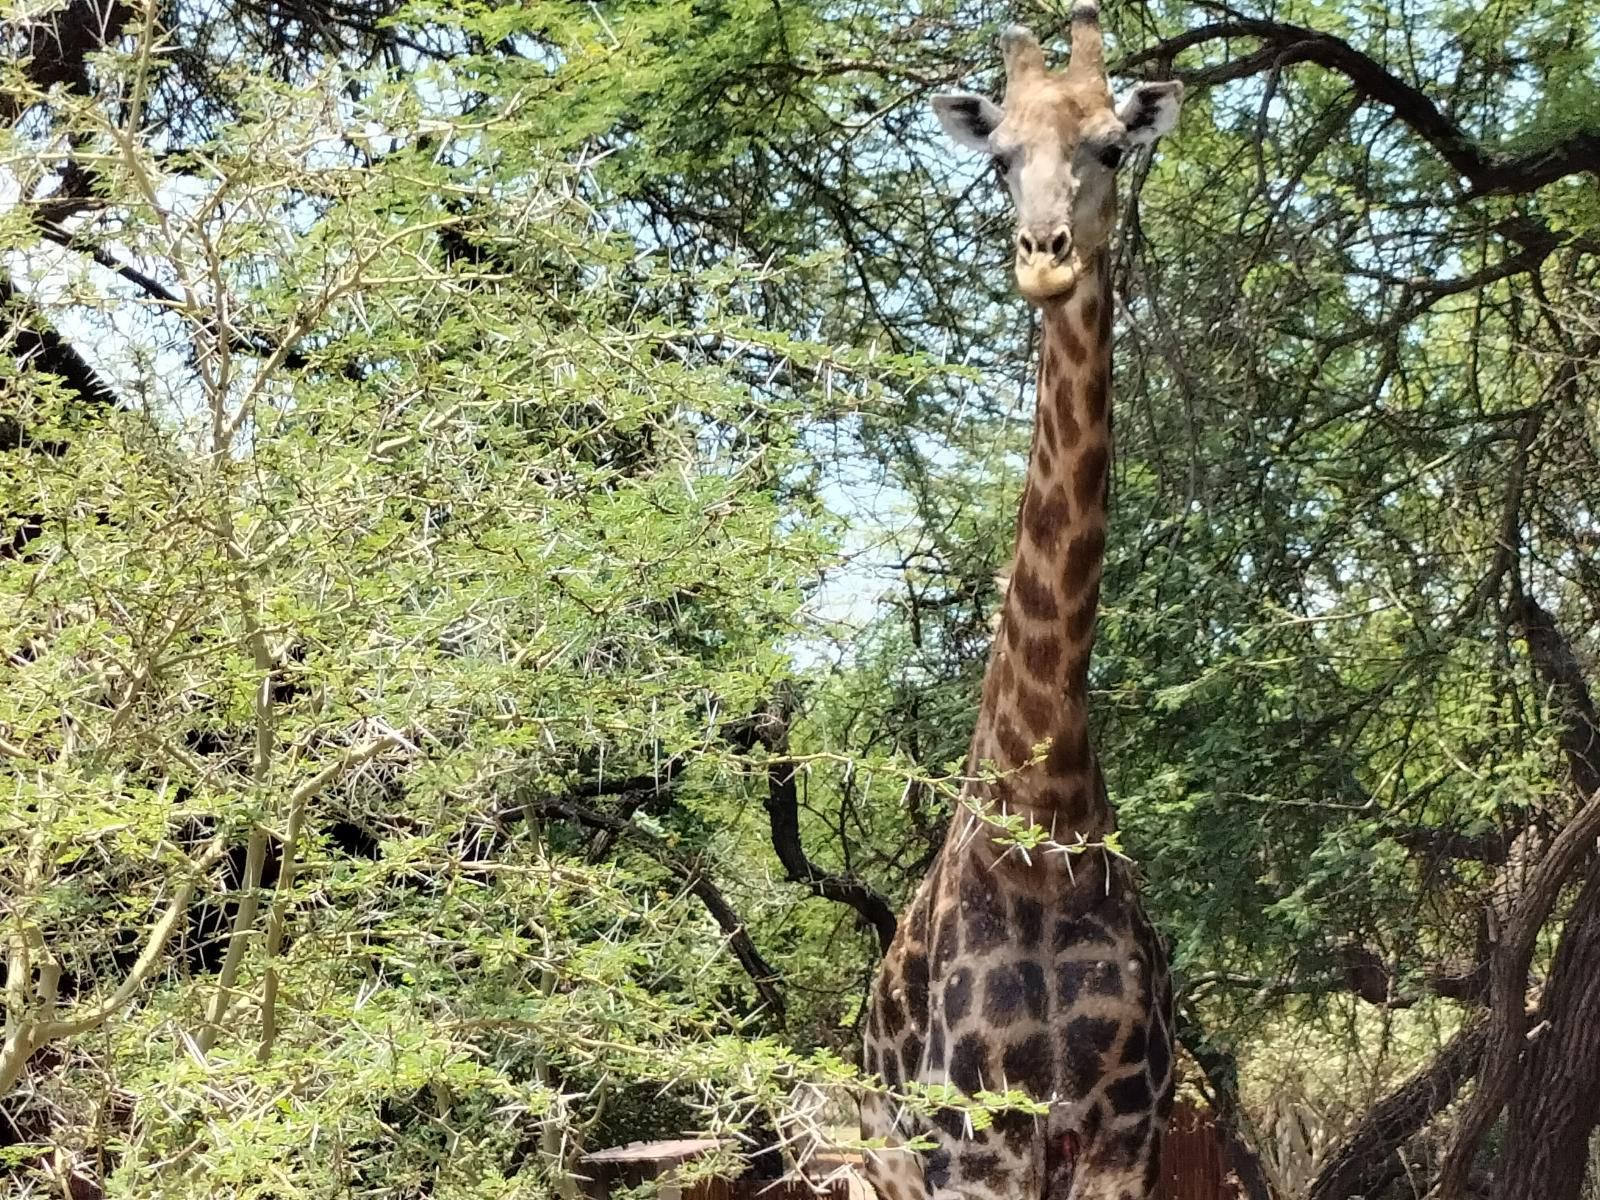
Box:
[527,795,788,1023]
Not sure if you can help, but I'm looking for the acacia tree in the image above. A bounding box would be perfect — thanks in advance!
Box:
[0,1,940,1192]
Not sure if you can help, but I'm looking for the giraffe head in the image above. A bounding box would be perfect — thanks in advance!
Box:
[932,9,1183,305]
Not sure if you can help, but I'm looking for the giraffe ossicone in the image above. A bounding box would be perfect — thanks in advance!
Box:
[861,14,1184,1200]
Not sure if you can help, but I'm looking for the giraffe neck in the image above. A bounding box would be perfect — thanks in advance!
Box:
[969,253,1114,837]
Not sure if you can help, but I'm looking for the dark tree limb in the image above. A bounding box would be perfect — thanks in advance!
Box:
[4,0,128,554]
[1,278,123,559]
[747,704,899,956]
[1492,597,1600,1199]
[1496,865,1600,1200]
[1116,17,1599,197]
[35,222,185,312]
[1,279,119,414]
[1391,825,1510,866]
[1307,1017,1489,1200]
[1434,786,1600,1198]
[1182,949,1488,1010]
[570,757,690,861]
[1334,945,1490,1008]
[1515,596,1600,798]
[5,0,133,115]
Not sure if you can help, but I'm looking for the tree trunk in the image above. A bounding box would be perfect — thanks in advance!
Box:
[1494,863,1600,1200]
[1490,595,1600,1198]
[1307,1018,1487,1200]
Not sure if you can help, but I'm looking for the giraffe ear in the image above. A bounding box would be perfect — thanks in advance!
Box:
[932,92,1003,153]
[1115,80,1183,145]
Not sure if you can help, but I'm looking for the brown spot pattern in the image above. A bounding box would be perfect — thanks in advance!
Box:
[1010,565,1058,621]
[1002,1032,1052,1097]
[1080,294,1101,335]
[1022,634,1061,676]
[994,719,1032,766]
[1015,684,1055,736]
[1085,370,1109,421]
[1039,783,1085,815]
[949,1032,987,1093]
[960,873,1008,953]
[1045,724,1090,775]
[1106,1070,1153,1115]
[1059,326,1087,365]
[1054,916,1115,951]
[982,962,1025,1024]
[901,1032,924,1078]
[1062,527,1105,593]
[1074,441,1108,510]
[1057,401,1081,447]
[1121,1022,1148,1064]
[1067,597,1098,642]
[943,971,973,1023]
[1014,897,1044,948]
[1064,1015,1119,1092]
[1024,484,1070,547]
[960,1151,1002,1184]
[1064,649,1091,692]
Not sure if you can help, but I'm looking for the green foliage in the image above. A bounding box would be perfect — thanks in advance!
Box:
[4,0,1600,1193]
[0,9,905,1191]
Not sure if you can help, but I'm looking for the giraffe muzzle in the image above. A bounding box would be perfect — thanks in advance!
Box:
[1014,244,1087,304]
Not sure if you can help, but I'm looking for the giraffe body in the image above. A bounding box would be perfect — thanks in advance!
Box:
[863,849,1171,1200]
[861,14,1184,1200]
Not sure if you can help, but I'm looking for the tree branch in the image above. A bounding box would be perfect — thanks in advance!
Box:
[1307,1016,1489,1200]
[1489,590,1600,1196]
[5,0,133,118]
[1391,825,1510,865]
[573,757,690,861]
[529,795,786,1022]
[259,734,406,1061]
[1116,17,1599,197]
[1516,595,1600,798]
[1498,866,1600,1198]
[0,837,230,1095]
[1,279,119,413]
[747,704,899,956]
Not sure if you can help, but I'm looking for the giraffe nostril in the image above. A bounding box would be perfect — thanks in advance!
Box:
[1017,231,1037,256]
[1050,230,1070,261]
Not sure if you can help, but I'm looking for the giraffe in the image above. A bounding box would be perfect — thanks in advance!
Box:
[859,12,1184,1200]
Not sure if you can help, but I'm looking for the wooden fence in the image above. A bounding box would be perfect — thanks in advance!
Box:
[1158,1100,1238,1200]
